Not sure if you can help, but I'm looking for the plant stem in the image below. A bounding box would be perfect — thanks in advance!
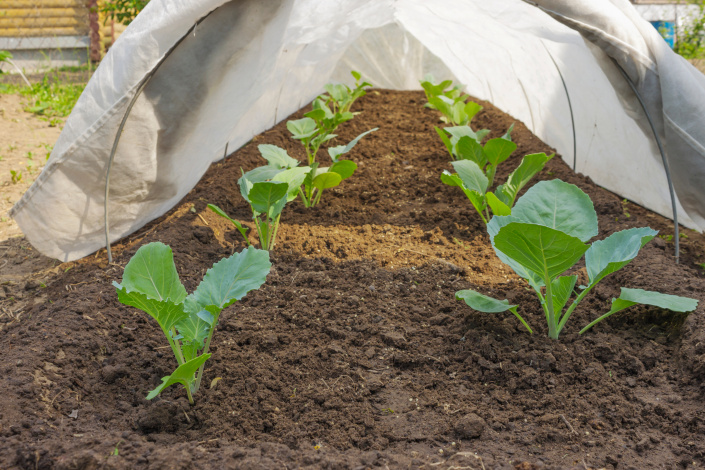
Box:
[254,217,266,250]
[298,187,311,207]
[313,188,324,206]
[311,142,322,164]
[544,274,558,339]
[173,337,186,364]
[533,284,554,337]
[268,214,281,250]
[307,135,324,165]
[557,283,596,335]
[476,207,488,225]
[579,311,614,335]
[264,219,272,251]
[193,325,217,394]
[510,308,533,334]
[486,165,497,189]
[535,286,549,326]
[308,183,317,204]
[163,327,185,365]
[185,384,195,404]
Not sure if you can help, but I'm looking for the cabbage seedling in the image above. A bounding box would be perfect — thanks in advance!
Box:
[287,103,350,166]
[456,180,698,339]
[420,75,464,106]
[436,124,513,160]
[288,102,376,169]
[209,146,309,250]
[420,76,481,126]
[428,96,483,127]
[319,70,371,115]
[114,243,270,403]
[237,176,298,250]
[300,128,377,207]
[283,72,377,206]
[287,109,377,206]
[252,133,376,209]
[441,126,553,223]
[289,71,373,166]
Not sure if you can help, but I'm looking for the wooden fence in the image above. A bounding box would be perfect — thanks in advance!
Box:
[0,0,125,66]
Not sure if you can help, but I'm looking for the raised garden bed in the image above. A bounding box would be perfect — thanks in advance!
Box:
[1,90,705,469]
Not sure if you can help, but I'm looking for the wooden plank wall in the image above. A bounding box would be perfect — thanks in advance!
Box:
[0,0,90,38]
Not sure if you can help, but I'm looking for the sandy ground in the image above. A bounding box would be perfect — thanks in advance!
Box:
[0,93,63,241]
[0,93,65,324]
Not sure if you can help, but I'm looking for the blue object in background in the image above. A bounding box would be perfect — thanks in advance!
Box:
[651,20,675,48]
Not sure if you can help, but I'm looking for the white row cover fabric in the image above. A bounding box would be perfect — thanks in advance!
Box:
[10,0,705,261]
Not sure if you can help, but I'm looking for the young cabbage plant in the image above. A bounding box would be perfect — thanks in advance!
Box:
[282,72,377,206]
[319,70,371,115]
[209,146,309,250]
[272,139,373,207]
[420,76,481,126]
[287,101,351,166]
[441,126,553,223]
[276,120,376,207]
[436,123,512,160]
[420,75,464,107]
[455,180,698,339]
[114,243,270,403]
[287,106,377,166]
[299,128,377,207]
[287,72,373,167]
[428,96,483,127]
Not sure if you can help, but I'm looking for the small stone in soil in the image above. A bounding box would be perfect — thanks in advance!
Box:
[454,413,486,439]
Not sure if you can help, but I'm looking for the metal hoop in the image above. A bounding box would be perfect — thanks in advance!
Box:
[612,60,679,263]
[103,10,218,263]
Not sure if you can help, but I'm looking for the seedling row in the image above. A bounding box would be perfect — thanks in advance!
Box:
[114,74,698,403]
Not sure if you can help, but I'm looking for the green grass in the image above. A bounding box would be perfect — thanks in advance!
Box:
[53,63,94,74]
[0,73,85,120]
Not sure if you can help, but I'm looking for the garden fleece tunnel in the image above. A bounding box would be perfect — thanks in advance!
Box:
[10,0,705,262]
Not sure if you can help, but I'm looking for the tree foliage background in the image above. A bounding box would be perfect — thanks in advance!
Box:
[674,1,705,60]
[100,0,149,26]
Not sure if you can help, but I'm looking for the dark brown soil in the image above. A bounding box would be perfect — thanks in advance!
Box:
[2,90,705,470]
